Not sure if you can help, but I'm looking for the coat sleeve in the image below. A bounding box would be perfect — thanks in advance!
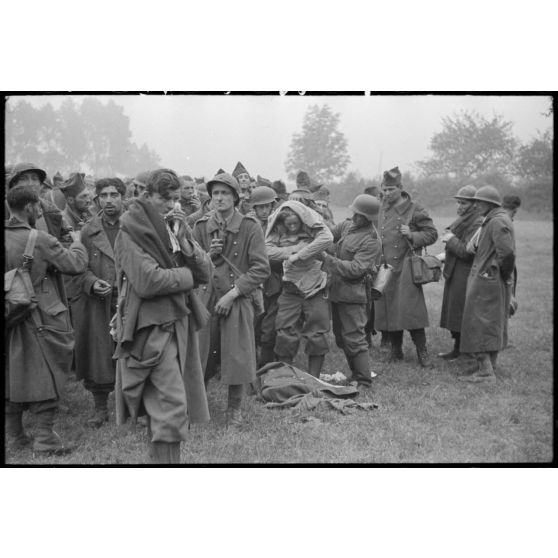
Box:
[295,224,333,261]
[265,232,300,262]
[324,235,381,280]
[445,226,478,262]
[180,237,213,286]
[409,205,438,249]
[115,231,194,299]
[40,233,88,275]
[492,220,515,280]
[234,221,271,297]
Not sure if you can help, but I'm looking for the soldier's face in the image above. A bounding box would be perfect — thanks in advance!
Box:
[456,199,473,216]
[73,189,92,212]
[211,184,236,214]
[13,171,42,193]
[504,207,518,220]
[352,213,369,227]
[182,181,196,200]
[314,200,328,215]
[254,202,274,221]
[381,184,401,206]
[284,213,302,234]
[148,189,180,215]
[98,185,123,217]
[475,200,493,216]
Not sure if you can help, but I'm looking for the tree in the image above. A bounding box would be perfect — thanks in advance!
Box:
[5,97,161,177]
[417,110,517,180]
[285,104,350,183]
[513,129,553,179]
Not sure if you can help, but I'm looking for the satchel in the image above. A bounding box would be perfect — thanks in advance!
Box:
[5,228,39,328]
[409,250,443,285]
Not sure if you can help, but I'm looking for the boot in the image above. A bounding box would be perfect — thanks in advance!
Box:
[460,353,496,382]
[150,441,181,464]
[456,359,480,376]
[5,410,32,450]
[351,351,372,389]
[226,385,243,428]
[416,345,434,368]
[389,343,404,362]
[308,354,325,378]
[87,392,109,429]
[438,337,460,360]
[379,332,391,355]
[33,408,73,455]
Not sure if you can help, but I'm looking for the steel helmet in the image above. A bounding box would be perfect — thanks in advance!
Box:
[206,172,241,204]
[250,185,277,206]
[473,185,502,207]
[349,194,381,221]
[8,162,47,188]
[453,185,477,200]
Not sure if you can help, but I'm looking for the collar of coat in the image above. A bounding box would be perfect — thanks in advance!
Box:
[481,206,508,227]
[392,194,413,215]
[205,209,245,234]
[84,212,118,260]
[5,215,32,230]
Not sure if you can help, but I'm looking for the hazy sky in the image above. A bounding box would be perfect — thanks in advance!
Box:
[12,94,552,183]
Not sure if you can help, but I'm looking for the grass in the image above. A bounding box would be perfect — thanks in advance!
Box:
[4,211,554,464]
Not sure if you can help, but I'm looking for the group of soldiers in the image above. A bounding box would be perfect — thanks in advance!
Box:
[5,159,518,463]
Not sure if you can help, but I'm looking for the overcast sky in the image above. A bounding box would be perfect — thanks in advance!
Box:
[13,94,552,184]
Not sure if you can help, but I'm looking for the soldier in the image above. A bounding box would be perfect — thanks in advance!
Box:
[60,172,93,232]
[132,170,151,198]
[113,169,211,463]
[179,175,202,217]
[374,167,438,367]
[502,194,521,314]
[271,180,289,205]
[438,185,483,360]
[232,161,253,215]
[7,162,74,244]
[266,200,333,377]
[73,178,126,428]
[5,185,87,454]
[458,186,516,382]
[323,194,381,390]
[249,185,281,366]
[193,172,270,426]
[312,187,335,228]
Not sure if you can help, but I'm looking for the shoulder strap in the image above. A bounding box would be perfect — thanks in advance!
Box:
[22,229,38,269]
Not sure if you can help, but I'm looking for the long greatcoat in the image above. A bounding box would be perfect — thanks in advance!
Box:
[5,218,88,403]
[374,194,438,331]
[460,207,515,354]
[193,209,270,384]
[440,207,484,332]
[72,213,118,386]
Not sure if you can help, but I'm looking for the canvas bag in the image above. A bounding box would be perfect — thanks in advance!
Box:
[404,205,442,285]
[5,228,39,328]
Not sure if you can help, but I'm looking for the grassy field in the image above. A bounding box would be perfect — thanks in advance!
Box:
[5,209,554,464]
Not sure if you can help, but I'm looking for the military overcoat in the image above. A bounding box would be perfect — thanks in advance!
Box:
[374,194,438,331]
[193,209,270,384]
[460,207,515,353]
[72,213,118,386]
[5,218,88,402]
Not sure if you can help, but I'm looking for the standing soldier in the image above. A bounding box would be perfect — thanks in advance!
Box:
[5,185,87,454]
[266,200,333,377]
[73,178,126,428]
[438,185,483,360]
[60,173,93,233]
[459,186,516,382]
[113,169,211,463]
[323,194,381,390]
[374,167,438,367]
[232,161,253,215]
[193,172,270,426]
[249,185,281,366]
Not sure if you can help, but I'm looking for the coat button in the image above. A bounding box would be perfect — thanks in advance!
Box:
[234,252,238,256]
[233,241,237,245]
[394,256,398,259]
[230,273,234,278]
[394,245,397,248]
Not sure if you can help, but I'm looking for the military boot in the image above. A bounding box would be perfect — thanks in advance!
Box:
[351,351,373,389]
[389,344,404,362]
[226,385,243,428]
[438,337,460,361]
[308,354,325,378]
[33,408,73,455]
[150,442,181,464]
[459,353,496,383]
[87,392,109,429]
[416,345,434,368]
[5,409,32,450]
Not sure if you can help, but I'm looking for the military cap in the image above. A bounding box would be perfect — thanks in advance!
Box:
[181,175,194,182]
[473,185,502,207]
[59,172,87,198]
[502,194,521,209]
[52,171,65,188]
[133,170,152,187]
[194,176,205,185]
[453,185,477,200]
[207,172,241,204]
[232,161,249,178]
[256,175,272,188]
[381,166,402,187]
[313,187,330,201]
[296,171,311,190]
[216,168,226,175]
[271,180,287,195]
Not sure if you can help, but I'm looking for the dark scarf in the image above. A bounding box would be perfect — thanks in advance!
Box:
[119,198,188,322]
[448,206,481,239]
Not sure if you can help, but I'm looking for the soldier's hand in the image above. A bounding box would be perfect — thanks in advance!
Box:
[69,230,81,242]
[215,288,238,317]
[209,238,224,259]
[440,231,454,243]
[93,279,112,297]
[398,224,412,239]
